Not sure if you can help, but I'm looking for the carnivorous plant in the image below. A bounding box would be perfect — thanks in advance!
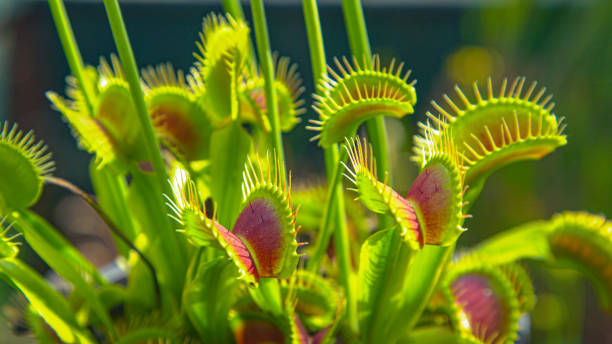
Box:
[0,0,608,343]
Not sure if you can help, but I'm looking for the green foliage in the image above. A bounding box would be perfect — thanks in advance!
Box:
[210,122,252,227]
[9,210,115,336]
[357,227,396,334]
[0,1,607,343]
[183,257,239,342]
[0,258,94,343]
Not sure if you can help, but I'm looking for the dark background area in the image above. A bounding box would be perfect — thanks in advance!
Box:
[0,0,610,342]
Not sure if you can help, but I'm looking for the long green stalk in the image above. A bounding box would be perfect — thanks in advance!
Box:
[44,176,161,309]
[340,0,402,336]
[251,0,285,174]
[386,245,453,342]
[103,0,187,304]
[222,0,245,19]
[221,0,257,68]
[305,149,346,272]
[367,229,414,343]
[48,0,94,115]
[302,0,357,330]
[340,0,391,189]
[102,0,169,194]
[90,162,135,257]
[250,0,285,314]
[390,192,481,339]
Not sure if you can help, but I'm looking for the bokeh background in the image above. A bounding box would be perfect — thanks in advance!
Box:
[0,0,610,342]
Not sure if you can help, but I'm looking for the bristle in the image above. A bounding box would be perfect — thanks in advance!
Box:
[141,63,188,91]
[473,81,483,104]
[454,85,472,109]
[0,122,54,177]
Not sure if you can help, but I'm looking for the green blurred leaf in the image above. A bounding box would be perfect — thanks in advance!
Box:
[10,209,115,336]
[475,220,554,265]
[126,170,185,312]
[90,160,135,257]
[114,328,177,344]
[183,257,239,343]
[357,227,395,335]
[0,258,95,344]
[209,122,252,227]
[398,326,476,344]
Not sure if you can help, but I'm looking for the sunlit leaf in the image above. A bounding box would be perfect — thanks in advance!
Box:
[0,258,94,344]
[10,210,115,335]
[210,122,252,227]
[183,257,239,343]
[357,228,395,334]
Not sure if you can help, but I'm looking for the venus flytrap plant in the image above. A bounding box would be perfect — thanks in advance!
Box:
[441,261,522,344]
[0,0,610,343]
[168,153,301,287]
[413,77,567,201]
[307,55,417,147]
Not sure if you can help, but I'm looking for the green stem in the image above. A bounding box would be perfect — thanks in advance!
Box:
[102,0,170,194]
[387,244,454,342]
[260,278,283,316]
[222,0,257,70]
[45,176,161,309]
[251,0,285,175]
[222,0,245,19]
[103,0,187,305]
[302,0,327,81]
[389,186,481,339]
[338,0,389,180]
[302,0,357,330]
[306,148,346,273]
[341,0,392,229]
[48,0,95,114]
[341,0,372,63]
[367,230,414,343]
[90,161,135,257]
[250,0,286,315]
[325,148,357,330]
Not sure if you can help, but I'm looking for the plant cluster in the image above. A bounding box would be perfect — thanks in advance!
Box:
[0,0,609,343]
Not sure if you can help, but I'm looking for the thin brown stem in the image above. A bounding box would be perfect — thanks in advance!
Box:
[45,176,161,308]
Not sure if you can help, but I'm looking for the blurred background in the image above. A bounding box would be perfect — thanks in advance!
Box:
[0,0,610,342]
